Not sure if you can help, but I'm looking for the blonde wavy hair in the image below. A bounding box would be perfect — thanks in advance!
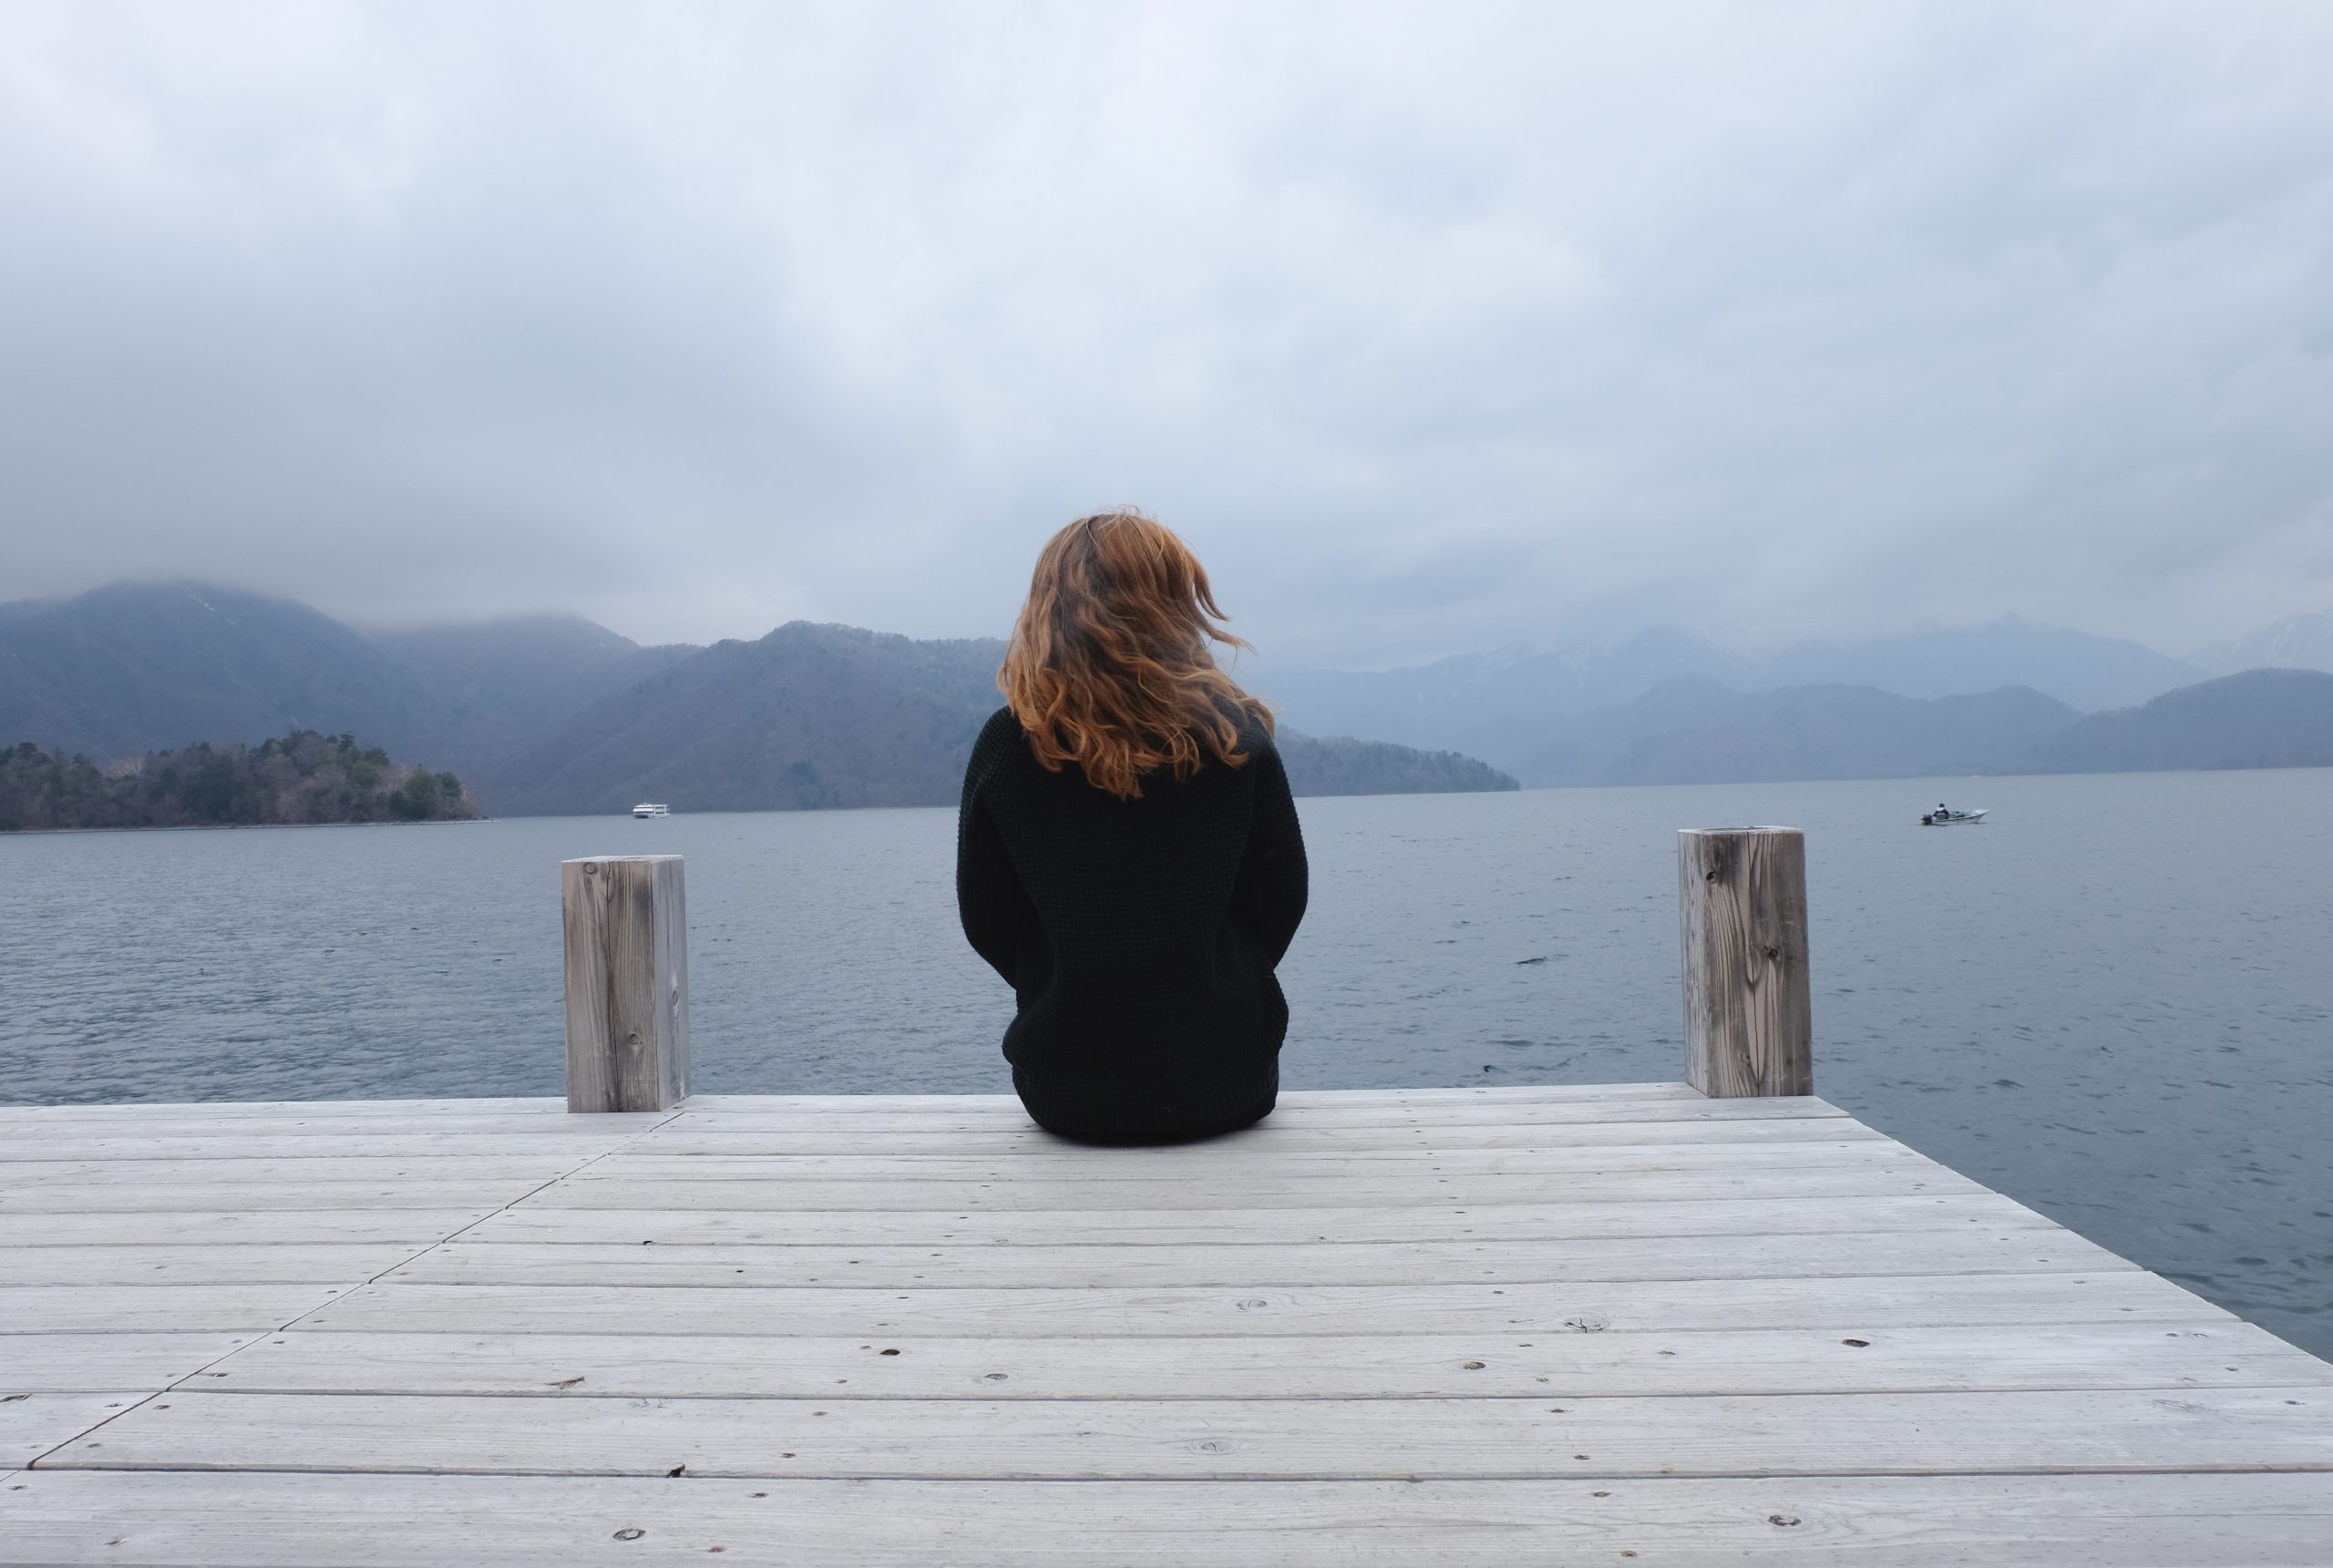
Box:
[1000,509,1275,800]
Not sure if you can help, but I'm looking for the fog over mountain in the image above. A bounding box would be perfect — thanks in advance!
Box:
[1251,615,2229,777]
[3,581,2327,807]
[0,583,1517,811]
[2189,611,2333,680]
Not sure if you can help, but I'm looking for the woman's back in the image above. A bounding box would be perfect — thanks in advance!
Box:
[959,704,1305,1142]
[955,509,1307,1144]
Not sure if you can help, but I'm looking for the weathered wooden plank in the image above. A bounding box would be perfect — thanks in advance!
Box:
[1,1394,128,1469]
[464,1191,2053,1247]
[676,1091,1717,1115]
[400,1229,2129,1290]
[2,1156,597,1187]
[521,1161,1982,1212]
[653,1095,1848,1133]
[0,1245,420,1287]
[0,1097,570,1121]
[0,1140,1908,1194]
[620,1115,1880,1158]
[0,1285,354,1333]
[1680,826,1814,1097]
[0,1211,491,1247]
[0,1113,666,1143]
[0,1182,563,1214]
[579,1139,1914,1184]
[0,1334,259,1393]
[296,1270,2225,1337]
[11,1471,2333,1568]
[43,1386,2333,1480]
[200,1321,2328,1401]
[0,1133,659,1164]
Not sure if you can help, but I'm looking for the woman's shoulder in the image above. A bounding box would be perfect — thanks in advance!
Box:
[1226,703,1280,761]
[963,706,1028,791]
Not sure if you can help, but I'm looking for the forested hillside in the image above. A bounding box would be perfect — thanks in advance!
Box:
[0,731,478,832]
[1279,733,1516,795]
[2020,670,2333,774]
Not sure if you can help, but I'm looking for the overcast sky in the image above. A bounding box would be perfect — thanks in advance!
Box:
[3,2,2329,666]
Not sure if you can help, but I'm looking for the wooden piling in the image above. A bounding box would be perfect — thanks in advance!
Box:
[560,855,691,1112]
[1678,827,1813,1097]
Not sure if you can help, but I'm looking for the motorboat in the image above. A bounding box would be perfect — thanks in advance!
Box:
[1920,806,1986,825]
[632,803,671,819]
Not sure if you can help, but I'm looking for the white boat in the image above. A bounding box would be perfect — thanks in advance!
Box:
[1920,806,1986,825]
[631,803,671,819]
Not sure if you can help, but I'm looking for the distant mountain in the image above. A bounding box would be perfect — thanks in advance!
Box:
[2189,610,2333,677]
[11,579,2317,804]
[1260,616,2212,775]
[1762,617,2211,713]
[2016,669,2333,774]
[1253,628,1756,764]
[0,583,1516,813]
[0,582,456,765]
[1512,678,2082,787]
[482,622,1007,815]
[368,615,700,740]
[486,623,1518,815]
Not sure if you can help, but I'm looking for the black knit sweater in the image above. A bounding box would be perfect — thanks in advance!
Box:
[955,705,1309,1143]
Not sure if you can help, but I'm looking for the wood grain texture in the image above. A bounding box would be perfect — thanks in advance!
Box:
[195,1321,2330,1401]
[463,1191,2059,1247]
[514,1160,1981,1212]
[619,1114,1874,1158]
[394,1229,2130,1289]
[293,1270,2225,1337]
[561,856,690,1113]
[580,1138,1904,1183]
[1,1394,128,1468]
[41,1386,2333,1481]
[0,1210,494,1247]
[1680,827,1814,1096]
[0,1285,356,1334]
[0,1245,421,1288]
[9,1471,2333,1567]
[0,1334,260,1393]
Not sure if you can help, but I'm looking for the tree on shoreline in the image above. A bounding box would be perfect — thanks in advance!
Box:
[0,731,479,832]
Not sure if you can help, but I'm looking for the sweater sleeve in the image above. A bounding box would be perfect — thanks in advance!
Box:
[1233,734,1308,968]
[956,712,1032,987]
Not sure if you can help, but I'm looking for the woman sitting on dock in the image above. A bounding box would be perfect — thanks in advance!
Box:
[956,508,1309,1145]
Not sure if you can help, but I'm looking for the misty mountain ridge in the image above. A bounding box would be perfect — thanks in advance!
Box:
[3,580,2327,809]
[366,613,701,743]
[1255,614,2225,774]
[1514,678,2084,787]
[482,621,1516,815]
[0,584,1516,811]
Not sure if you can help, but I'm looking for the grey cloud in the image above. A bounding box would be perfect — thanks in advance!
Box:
[1,0,2328,664]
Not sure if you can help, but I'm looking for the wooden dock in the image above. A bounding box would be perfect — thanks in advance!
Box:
[5,1083,2331,1564]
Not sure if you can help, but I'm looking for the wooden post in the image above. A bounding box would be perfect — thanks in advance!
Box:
[1678,827,1813,1097]
[562,855,691,1112]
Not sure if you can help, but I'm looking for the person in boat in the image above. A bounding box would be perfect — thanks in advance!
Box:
[1937,802,1950,818]
[957,509,1307,1145]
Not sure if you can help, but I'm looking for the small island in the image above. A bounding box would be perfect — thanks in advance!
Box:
[0,729,478,832]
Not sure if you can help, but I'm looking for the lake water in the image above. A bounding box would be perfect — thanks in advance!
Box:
[5,770,2329,1360]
